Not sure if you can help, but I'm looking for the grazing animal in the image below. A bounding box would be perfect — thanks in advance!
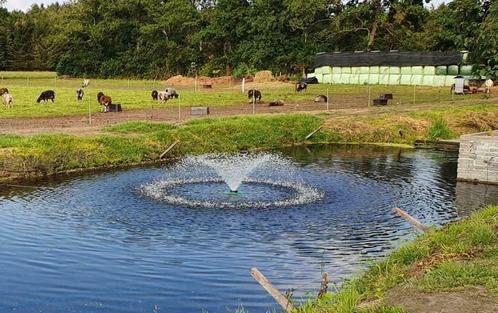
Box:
[314,95,327,103]
[76,88,84,101]
[97,91,112,112]
[0,88,8,96]
[247,89,262,103]
[485,79,494,94]
[2,93,14,107]
[82,79,90,88]
[269,99,284,106]
[151,90,158,100]
[158,91,168,102]
[37,90,56,103]
[165,87,179,99]
[295,82,307,92]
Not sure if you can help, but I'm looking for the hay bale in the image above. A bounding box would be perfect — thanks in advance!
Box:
[254,71,275,82]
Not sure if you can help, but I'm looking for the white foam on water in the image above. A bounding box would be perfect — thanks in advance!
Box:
[140,152,323,208]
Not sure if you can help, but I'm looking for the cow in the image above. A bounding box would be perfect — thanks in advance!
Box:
[97,91,112,112]
[295,82,307,92]
[158,91,168,102]
[165,87,179,99]
[151,90,158,100]
[247,89,262,103]
[0,88,8,96]
[314,95,327,103]
[82,79,90,88]
[76,88,84,101]
[2,93,13,108]
[269,99,284,106]
[37,90,56,103]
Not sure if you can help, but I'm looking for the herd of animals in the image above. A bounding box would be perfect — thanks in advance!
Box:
[0,80,328,111]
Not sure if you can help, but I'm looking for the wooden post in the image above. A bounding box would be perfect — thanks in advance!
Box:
[250,268,294,312]
[326,88,330,111]
[178,94,181,122]
[252,93,255,114]
[159,140,180,159]
[393,208,430,232]
[242,78,246,93]
[305,126,323,140]
[413,85,416,105]
[367,86,371,107]
[88,96,92,125]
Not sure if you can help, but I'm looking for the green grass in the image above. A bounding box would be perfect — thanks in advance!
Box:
[1,102,498,179]
[0,114,323,178]
[297,205,498,312]
[427,116,452,139]
[0,71,479,118]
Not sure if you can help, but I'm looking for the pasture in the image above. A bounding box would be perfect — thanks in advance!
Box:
[0,71,484,119]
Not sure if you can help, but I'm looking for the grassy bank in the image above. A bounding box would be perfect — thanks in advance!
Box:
[1,102,498,181]
[298,205,498,313]
[0,114,322,180]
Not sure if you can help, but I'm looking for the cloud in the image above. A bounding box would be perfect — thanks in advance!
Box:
[4,0,64,12]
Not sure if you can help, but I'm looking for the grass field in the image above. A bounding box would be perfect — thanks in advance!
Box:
[0,71,487,119]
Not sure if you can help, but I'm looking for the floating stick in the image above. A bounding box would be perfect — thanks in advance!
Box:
[393,208,430,232]
[250,268,294,312]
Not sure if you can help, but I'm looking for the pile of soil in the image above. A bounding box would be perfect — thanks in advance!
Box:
[165,75,239,86]
[254,70,275,83]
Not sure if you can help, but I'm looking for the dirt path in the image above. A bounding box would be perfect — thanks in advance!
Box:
[1,98,497,136]
[384,286,498,313]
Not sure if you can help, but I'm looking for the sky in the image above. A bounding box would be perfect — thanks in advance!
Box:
[4,0,448,12]
[4,0,66,11]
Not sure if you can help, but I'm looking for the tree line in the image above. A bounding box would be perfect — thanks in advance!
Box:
[0,0,496,79]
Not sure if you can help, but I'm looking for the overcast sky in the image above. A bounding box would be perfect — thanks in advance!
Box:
[4,0,448,12]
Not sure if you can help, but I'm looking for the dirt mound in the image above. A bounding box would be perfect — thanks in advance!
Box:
[165,75,239,87]
[254,71,275,83]
[165,75,195,85]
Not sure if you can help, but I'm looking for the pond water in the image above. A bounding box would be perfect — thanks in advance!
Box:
[1,145,497,313]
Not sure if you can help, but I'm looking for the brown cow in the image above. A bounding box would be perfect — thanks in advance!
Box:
[97,91,112,112]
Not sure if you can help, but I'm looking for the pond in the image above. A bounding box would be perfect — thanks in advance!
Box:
[1,144,497,313]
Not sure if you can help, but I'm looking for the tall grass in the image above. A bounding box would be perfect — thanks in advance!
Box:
[427,117,452,139]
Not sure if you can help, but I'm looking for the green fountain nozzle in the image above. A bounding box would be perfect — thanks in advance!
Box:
[229,189,239,194]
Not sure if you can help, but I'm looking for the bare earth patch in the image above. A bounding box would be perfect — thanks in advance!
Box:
[384,286,498,313]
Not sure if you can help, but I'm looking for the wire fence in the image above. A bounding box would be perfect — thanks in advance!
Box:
[1,73,491,133]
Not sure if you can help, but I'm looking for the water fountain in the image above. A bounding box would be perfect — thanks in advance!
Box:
[141,153,322,208]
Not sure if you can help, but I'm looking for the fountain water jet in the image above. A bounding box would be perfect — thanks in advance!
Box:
[141,153,322,208]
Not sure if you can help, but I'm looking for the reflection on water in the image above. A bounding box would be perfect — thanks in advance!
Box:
[0,144,497,313]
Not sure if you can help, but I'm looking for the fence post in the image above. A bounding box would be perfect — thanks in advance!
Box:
[178,94,181,122]
[326,88,329,111]
[413,85,416,105]
[242,78,245,93]
[252,93,256,114]
[367,86,371,107]
[88,96,92,125]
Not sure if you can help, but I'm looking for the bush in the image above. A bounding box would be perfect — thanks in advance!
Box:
[232,63,256,78]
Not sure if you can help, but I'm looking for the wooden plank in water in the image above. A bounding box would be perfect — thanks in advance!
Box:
[393,207,430,232]
[159,140,180,159]
[250,268,294,312]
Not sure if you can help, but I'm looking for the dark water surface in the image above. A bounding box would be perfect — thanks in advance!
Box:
[1,145,497,313]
